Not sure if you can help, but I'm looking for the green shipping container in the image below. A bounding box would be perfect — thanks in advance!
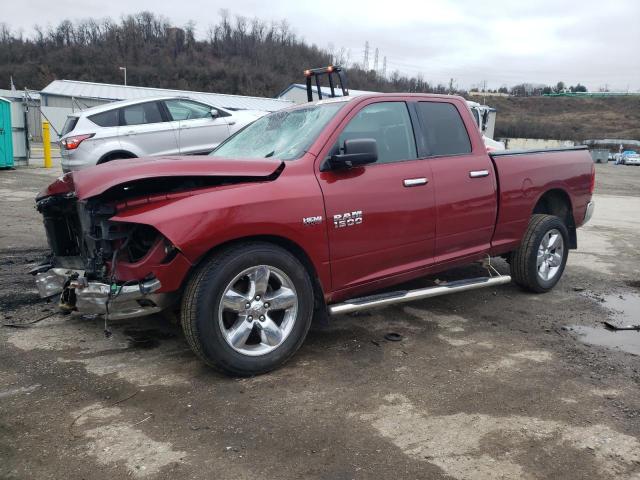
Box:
[0,97,14,168]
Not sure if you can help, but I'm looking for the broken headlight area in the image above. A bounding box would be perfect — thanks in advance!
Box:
[36,193,175,279]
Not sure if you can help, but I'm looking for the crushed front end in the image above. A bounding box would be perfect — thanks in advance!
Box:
[33,174,186,320]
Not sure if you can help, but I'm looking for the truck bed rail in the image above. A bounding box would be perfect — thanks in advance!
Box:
[490,145,588,157]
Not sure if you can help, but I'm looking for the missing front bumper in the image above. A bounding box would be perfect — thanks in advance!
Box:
[34,269,174,320]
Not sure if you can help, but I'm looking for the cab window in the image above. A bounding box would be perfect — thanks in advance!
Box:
[416,102,472,156]
[338,102,417,164]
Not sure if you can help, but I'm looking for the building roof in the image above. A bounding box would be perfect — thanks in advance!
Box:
[0,89,40,101]
[277,83,376,99]
[41,80,292,112]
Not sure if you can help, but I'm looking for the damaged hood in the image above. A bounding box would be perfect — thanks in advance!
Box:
[68,156,284,200]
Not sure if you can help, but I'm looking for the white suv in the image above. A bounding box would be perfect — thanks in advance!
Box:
[59,96,265,172]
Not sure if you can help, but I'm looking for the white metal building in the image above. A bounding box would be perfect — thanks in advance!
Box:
[39,80,294,140]
[41,80,292,111]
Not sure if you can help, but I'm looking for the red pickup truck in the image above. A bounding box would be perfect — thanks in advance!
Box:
[34,93,595,375]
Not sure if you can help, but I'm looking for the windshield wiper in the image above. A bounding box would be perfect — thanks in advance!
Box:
[264,151,275,158]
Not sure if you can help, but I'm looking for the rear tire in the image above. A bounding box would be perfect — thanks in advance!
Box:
[510,214,569,293]
[181,242,314,376]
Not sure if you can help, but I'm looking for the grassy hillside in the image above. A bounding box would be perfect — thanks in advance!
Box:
[489,96,640,141]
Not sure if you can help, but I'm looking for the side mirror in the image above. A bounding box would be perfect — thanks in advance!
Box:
[210,108,219,119]
[324,138,378,171]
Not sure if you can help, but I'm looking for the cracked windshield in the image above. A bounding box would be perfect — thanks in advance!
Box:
[211,102,344,160]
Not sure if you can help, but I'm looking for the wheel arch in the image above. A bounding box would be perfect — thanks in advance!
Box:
[532,188,577,248]
[97,150,138,164]
[190,235,328,320]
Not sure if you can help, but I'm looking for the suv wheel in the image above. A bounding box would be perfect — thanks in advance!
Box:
[181,242,314,376]
[510,214,569,293]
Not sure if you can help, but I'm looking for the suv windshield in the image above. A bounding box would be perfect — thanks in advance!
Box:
[211,102,345,160]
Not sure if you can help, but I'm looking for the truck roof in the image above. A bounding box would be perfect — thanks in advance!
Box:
[302,92,469,109]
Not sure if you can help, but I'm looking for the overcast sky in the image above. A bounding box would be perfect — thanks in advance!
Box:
[7,0,640,91]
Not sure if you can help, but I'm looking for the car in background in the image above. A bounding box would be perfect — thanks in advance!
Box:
[620,150,640,166]
[59,97,265,172]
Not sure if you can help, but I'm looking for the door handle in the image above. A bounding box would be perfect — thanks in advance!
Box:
[469,170,489,178]
[403,177,428,187]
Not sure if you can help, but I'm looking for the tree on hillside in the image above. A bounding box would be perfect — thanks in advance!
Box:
[570,83,587,92]
[554,81,566,93]
[0,12,444,97]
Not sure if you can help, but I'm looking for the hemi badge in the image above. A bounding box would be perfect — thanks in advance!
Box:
[303,216,323,226]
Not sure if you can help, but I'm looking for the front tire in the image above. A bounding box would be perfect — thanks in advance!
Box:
[181,242,314,376]
[510,214,569,293]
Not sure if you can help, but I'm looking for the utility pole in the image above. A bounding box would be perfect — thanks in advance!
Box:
[448,78,456,94]
[382,56,387,78]
[373,48,379,73]
[363,41,369,71]
[119,66,127,86]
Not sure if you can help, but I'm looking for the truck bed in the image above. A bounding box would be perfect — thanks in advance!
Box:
[488,145,594,256]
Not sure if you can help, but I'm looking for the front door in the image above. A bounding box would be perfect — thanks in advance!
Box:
[163,99,230,154]
[414,100,497,262]
[316,100,436,291]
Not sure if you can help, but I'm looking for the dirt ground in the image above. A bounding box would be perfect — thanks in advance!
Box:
[1,163,639,480]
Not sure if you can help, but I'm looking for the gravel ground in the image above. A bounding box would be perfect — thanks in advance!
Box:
[1,163,639,480]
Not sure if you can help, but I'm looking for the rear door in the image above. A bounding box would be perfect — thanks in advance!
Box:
[163,99,230,154]
[119,101,179,156]
[316,100,436,291]
[414,100,497,263]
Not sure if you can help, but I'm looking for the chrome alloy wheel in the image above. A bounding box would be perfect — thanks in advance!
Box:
[218,265,298,356]
[537,229,564,281]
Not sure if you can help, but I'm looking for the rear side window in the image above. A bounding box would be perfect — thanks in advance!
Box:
[88,109,119,127]
[338,102,417,164]
[121,102,164,126]
[61,116,79,136]
[417,102,472,156]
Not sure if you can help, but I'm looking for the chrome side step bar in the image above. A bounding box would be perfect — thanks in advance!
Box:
[328,275,512,315]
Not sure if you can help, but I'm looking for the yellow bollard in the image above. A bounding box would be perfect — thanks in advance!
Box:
[42,121,52,168]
